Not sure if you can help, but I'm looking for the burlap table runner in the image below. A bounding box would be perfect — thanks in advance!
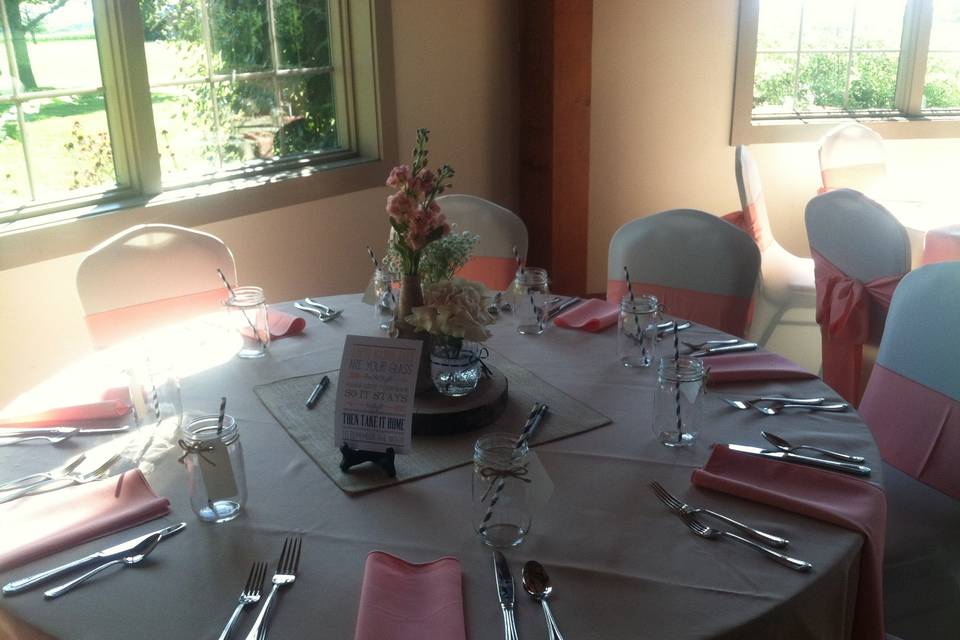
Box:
[253,350,611,493]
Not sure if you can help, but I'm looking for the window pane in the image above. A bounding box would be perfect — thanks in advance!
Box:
[275,0,331,68]
[754,0,904,116]
[2,0,116,212]
[209,0,271,73]
[142,0,340,187]
[924,1,960,109]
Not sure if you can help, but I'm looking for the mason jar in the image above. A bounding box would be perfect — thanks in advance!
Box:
[473,434,531,548]
[431,338,482,397]
[226,286,270,358]
[373,269,400,335]
[180,415,247,523]
[512,268,550,335]
[618,294,660,367]
[652,357,706,447]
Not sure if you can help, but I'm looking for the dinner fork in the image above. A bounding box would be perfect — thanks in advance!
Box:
[218,561,267,640]
[0,453,121,505]
[679,513,812,571]
[649,481,789,548]
[0,453,87,492]
[0,432,76,446]
[244,537,302,640]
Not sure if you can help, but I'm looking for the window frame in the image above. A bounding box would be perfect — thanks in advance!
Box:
[731,0,960,144]
[0,0,397,266]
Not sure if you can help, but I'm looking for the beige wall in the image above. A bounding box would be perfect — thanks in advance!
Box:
[0,0,518,406]
[589,0,960,292]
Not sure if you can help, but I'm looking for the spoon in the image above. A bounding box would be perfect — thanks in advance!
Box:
[294,302,343,322]
[762,431,865,463]
[753,401,849,416]
[43,533,162,599]
[522,561,565,640]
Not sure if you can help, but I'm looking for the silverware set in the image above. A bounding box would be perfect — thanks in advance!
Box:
[240,536,303,640]
[686,341,759,357]
[3,523,186,596]
[723,444,872,476]
[0,425,130,447]
[724,397,849,415]
[494,552,567,640]
[0,453,122,505]
[295,298,343,321]
[649,482,812,572]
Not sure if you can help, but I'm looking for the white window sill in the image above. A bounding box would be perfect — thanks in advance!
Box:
[0,154,392,270]
[732,113,960,145]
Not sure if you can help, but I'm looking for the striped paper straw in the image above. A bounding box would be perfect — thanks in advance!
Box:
[217,397,227,434]
[366,245,379,270]
[674,322,682,443]
[623,266,635,302]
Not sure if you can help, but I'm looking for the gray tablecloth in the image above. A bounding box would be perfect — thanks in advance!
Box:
[0,295,882,640]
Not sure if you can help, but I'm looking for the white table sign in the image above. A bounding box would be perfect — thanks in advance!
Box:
[334,335,423,454]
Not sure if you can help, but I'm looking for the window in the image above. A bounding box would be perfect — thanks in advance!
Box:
[732,0,960,143]
[1,0,391,222]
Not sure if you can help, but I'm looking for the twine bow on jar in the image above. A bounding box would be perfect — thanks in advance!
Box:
[479,464,530,501]
[177,439,218,466]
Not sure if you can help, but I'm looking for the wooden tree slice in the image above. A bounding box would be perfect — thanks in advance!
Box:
[412,365,509,436]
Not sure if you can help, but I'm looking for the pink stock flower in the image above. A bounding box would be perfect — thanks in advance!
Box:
[386,164,412,188]
[386,192,415,221]
[415,169,435,193]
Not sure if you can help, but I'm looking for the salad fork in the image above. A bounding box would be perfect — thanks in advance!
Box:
[679,513,812,571]
[218,561,267,640]
[0,453,87,492]
[244,537,302,640]
[0,453,121,505]
[649,481,789,548]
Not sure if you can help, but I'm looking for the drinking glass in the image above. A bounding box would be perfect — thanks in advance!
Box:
[373,268,399,335]
[472,433,531,548]
[226,286,270,358]
[618,294,660,367]
[180,414,247,523]
[652,356,706,447]
[512,268,550,335]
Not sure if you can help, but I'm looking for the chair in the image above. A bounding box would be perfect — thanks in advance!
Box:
[435,194,528,291]
[606,209,760,338]
[858,262,960,640]
[76,224,236,348]
[922,224,960,265]
[818,123,887,195]
[805,189,910,405]
[727,145,817,348]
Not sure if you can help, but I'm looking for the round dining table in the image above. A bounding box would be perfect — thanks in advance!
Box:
[0,295,883,640]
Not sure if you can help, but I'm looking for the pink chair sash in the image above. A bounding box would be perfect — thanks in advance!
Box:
[722,205,773,252]
[84,287,228,348]
[607,280,752,338]
[860,364,960,500]
[921,224,960,265]
[455,256,517,291]
[812,249,904,405]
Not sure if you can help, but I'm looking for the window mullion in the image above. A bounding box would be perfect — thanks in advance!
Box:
[93,0,162,195]
[896,0,933,115]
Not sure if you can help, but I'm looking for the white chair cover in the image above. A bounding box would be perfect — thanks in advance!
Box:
[818,123,887,195]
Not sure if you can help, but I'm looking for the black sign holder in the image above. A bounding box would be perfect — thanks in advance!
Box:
[339,444,397,478]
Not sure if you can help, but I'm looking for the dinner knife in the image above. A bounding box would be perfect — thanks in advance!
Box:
[0,426,131,438]
[724,444,871,476]
[1,522,187,595]
[689,342,759,357]
[493,551,519,640]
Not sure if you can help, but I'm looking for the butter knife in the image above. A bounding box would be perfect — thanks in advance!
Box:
[724,444,871,476]
[689,342,759,357]
[2,522,187,595]
[493,551,519,640]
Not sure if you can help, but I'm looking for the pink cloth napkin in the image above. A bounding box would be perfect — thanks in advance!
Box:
[0,469,171,572]
[241,310,306,340]
[0,399,131,429]
[354,551,466,640]
[704,351,816,384]
[553,299,619,332]
[692,445,887,640]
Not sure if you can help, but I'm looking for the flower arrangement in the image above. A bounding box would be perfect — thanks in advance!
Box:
[383,227,479,284]
[406,278,495,344]
[386,128,455,276]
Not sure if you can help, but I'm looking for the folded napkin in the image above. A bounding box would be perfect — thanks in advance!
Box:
[241,310,306,340]
[0,398,131,429]
[0,469,170,572]
[354,551,466,640]
[553,298,619,332]
[692,446,887,640]
[703,351,816,384]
